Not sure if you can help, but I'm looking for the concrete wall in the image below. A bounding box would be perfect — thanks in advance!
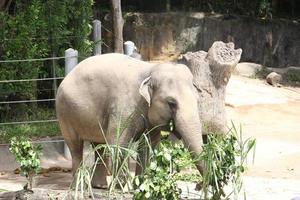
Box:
[121,12,300,67]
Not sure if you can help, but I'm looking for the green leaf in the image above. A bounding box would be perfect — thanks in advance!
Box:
[139,183,145,191]
[150,162,157,170]
[145,192,151,198]
[164,153,171,161]
[135,177,140,186]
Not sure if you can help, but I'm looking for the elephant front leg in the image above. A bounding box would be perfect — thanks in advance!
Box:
[91,144,111,189]
[135,131,161,175]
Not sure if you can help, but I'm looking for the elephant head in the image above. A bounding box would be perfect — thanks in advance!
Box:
[139,63,204,173]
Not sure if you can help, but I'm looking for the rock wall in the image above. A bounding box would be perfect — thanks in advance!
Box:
[121,12,300,67]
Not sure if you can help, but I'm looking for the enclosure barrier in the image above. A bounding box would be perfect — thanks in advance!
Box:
[0,20,141,149]
[0,20,101,143]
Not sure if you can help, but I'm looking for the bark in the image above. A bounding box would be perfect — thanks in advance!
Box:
[0,0,6,11]
[110,0,124,53]
[178,41,242,134]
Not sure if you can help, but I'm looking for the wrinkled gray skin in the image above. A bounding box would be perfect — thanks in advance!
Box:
[56,53,203,188]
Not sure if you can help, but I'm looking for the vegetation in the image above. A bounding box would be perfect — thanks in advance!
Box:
[285,68,300,86]
[0,108,59,143]
[200,123,256,200]
[0,0,94,142]
[71,156,97,200]
[69,119,142,199]
[9,137,43,190]
[99,0,300,20]
[69,122,255,200]
[133,131,196,200]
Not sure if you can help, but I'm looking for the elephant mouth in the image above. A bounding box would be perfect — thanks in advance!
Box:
[161,119,182,140]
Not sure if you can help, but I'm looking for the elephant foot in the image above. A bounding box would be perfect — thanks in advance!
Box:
[91,182,109,189]
[91,175,109,189]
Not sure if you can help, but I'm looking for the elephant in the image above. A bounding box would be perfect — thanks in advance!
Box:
[56,53,204,188]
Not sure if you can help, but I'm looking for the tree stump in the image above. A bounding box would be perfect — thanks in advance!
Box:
[178,41,242,134]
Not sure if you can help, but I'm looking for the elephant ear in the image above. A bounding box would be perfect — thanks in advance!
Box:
[139,76,152,107]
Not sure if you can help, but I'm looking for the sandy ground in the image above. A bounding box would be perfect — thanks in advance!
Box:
[1,75,300,199]
[226,75,300,199]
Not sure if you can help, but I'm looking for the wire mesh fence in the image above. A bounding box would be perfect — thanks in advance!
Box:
[0,56,66,139]
[0,20,132,143]
[0,53,78,144]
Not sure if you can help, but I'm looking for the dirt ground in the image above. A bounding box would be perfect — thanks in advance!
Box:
[226,75,300,199]
[1,75,300,199]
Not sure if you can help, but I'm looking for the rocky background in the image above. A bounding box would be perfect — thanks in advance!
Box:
[103,12,299,68]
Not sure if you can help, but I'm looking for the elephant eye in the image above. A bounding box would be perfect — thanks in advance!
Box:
[166,98,177,113]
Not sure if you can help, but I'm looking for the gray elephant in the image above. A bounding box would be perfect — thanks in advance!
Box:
[56,53,204,188]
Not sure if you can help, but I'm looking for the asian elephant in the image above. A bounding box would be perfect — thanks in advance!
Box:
[56,53,204,188]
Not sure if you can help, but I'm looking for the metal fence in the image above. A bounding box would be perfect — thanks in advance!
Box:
[0,19,138,140]
[0,20,102,133]
[0,55,71,126]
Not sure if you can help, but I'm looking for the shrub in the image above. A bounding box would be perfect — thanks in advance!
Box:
[200,123,256,199]
[133,131,197,200]
[134,123,256,200]
[9,137,42,190]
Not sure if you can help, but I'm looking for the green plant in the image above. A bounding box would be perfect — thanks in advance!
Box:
[0,188,8,192]
[258,0,272,19]
[200,123,256,200]
[70,118,255,200]
[9,137,43,190]
[284,68,300,86]
[70,117,144,199]
[134,123,255,200]
[254,65,271,79]
[0,108,60,143]
[72,155,97,200]
[0,0,93,136]
[133,131,198,200]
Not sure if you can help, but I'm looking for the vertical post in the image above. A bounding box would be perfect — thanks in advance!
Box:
[63,48,78,159]
[93,20,102,55]
[166,0,171,11]
[52,53,57,97]
[124,41,135,56]
[65,48,78,75]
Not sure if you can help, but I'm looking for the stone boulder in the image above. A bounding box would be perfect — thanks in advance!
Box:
[234,62,263,78]
[266,72,282,87]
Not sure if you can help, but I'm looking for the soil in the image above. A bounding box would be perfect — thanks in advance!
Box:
[226,75,300,199]
[1,75,300,199]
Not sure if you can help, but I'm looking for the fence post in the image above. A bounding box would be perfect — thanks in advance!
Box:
[63,48,78,159]
[124,41,135,56]
[65,48,78,75]
[93,19,102,55]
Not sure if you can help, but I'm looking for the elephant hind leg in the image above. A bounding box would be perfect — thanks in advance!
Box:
[69,139,84,175]
[91,143,110,189]
[59,119,84,175]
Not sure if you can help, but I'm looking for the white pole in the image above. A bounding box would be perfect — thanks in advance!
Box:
[63,48,78,159]
[124,41,135,56]
[64,48,78,75]
[93,20,102,55]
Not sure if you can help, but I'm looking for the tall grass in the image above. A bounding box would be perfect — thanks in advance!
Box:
[200,122,256,200]
[69,117,159,199]
[0,108,59,143]
[69,119,255,200]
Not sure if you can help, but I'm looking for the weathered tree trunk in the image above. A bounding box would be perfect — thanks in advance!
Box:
[110,0,124,53]
[166,0,171,11]
[179,41,242,134]
[0,0,9,11]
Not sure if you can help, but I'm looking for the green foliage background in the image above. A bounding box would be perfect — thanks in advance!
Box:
[0,0,93,142]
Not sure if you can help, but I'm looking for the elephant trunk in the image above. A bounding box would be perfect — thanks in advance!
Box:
[174,103,204,174]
